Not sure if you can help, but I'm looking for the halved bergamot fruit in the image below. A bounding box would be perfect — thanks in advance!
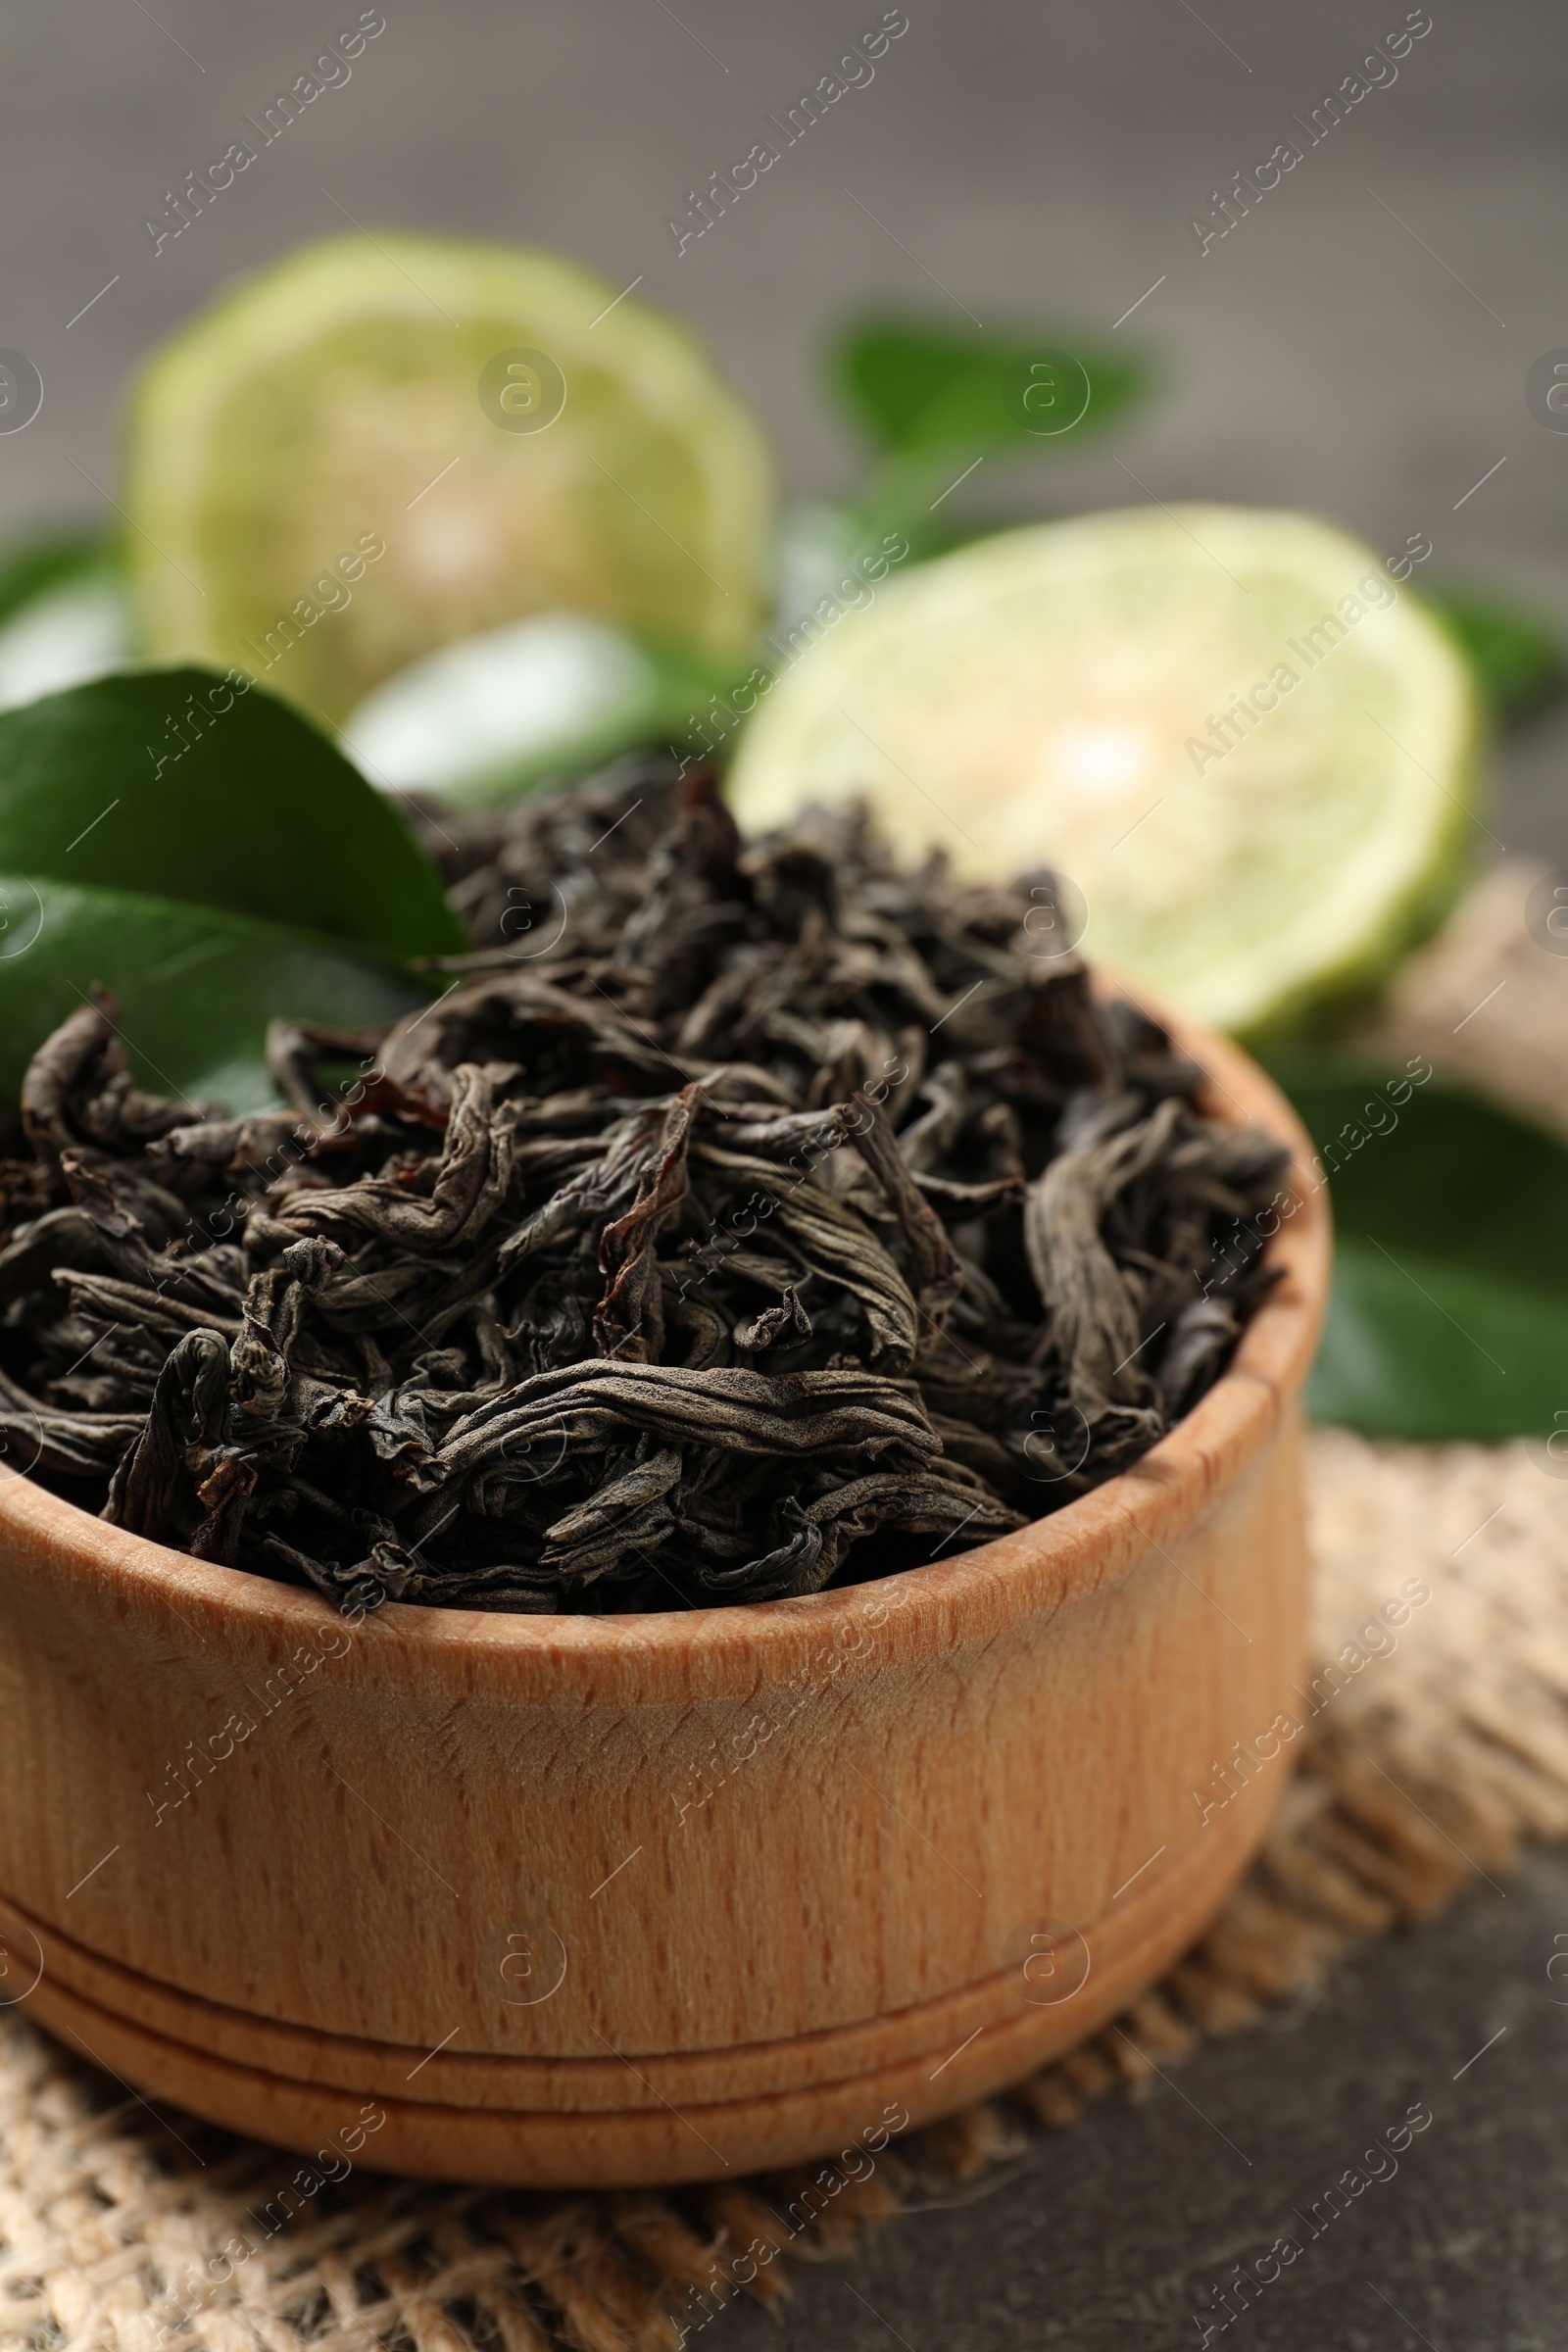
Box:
[122,234,774,724]
[727,506,1483,1040]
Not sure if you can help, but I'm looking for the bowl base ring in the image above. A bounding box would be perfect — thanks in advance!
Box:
[1,1786,1272,2188]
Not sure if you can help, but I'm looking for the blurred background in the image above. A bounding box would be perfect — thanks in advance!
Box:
[4,5,1566,2346]
[5,0,1564,850]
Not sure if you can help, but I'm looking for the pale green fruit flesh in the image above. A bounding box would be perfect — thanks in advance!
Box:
[727,506,1482,1039]
[123,235,775,724]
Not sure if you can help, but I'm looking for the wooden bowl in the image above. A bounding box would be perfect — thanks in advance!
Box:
[0,1015,1327,2188]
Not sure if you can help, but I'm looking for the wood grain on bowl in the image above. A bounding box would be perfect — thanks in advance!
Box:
[0,1015,1328,2186]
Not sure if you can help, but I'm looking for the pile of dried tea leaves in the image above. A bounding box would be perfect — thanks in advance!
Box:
[0,763,1292,1613]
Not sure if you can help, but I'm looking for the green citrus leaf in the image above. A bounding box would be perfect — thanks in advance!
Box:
[0,528,113,629]
[0,667,465,957]
[0,878,424,1109]
[1308,1240,1567,1443]
[827,317,1151,459]
[1423,585,1567,724]
[1271,1054,1568,1439]
[0,665,453,1107]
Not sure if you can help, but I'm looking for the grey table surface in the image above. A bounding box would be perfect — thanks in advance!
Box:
[2,2,1565,2343]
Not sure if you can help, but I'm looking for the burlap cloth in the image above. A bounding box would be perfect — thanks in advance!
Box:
[2,867,1564,2352]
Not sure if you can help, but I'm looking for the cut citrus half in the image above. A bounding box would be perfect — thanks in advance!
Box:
[122,235,774,724]
[727,506,1483,1039]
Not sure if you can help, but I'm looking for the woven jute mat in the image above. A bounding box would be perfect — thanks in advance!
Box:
[4,1437,1565,2352]
[3,869,1565,2352]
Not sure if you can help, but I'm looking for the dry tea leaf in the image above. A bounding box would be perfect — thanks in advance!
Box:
[0,763,1290,1612]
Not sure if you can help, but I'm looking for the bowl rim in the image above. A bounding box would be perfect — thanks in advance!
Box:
[0,1000,1330,1688]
